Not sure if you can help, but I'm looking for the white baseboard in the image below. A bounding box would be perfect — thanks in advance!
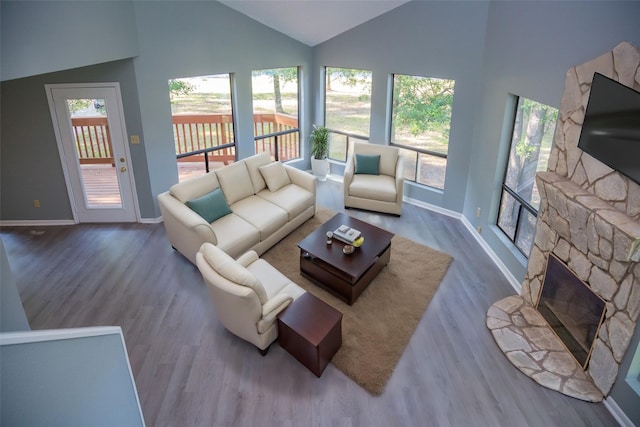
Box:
[405,196,522,293]
[140,217,163,224]
[1,218,162,226]
[0,219,75,227]
[604,397,634,427]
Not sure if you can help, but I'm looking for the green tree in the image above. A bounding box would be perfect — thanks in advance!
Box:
[168,79,195,102]
[252,68,297,114]
[326,67,371,92]
[392,75,454,137]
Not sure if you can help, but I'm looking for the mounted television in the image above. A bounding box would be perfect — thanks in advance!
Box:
[577,72,640,185]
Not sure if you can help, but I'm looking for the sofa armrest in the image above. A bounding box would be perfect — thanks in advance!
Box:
[236,250,259,268]
[394,156,405,201]
[158,191,218,263]
[344,155,355,198]
[284,164,317,195]
[261,293,294,322]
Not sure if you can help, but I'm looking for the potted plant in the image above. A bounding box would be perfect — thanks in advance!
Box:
[310,125,329,181]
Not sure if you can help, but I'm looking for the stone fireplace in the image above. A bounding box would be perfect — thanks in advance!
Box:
[487,41,640,402]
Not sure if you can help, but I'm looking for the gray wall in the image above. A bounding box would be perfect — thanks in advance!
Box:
[0,330,144,426]
[0,0,312,220]
[313,1,490,213]
[0,60,154,219]
[0,239,30,332]
[0,1,138,81]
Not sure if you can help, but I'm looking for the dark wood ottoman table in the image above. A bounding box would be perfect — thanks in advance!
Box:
[298,212,394,305]
[277,292,342,377]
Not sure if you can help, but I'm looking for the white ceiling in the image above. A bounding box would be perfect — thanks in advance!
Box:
[219,0,409,47]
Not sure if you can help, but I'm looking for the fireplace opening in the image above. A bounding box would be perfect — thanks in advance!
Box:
[536,254,607,369]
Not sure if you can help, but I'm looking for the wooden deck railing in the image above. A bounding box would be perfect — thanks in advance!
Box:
[71,113,300,166]
[71,117,114,165]
[252,113,300,161]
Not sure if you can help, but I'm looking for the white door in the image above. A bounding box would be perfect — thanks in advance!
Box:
[46,84,139,223]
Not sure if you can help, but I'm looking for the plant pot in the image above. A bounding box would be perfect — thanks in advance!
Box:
[311,158,329,181]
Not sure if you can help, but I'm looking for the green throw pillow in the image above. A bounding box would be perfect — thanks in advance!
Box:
[186,188,232,223]
[355,154,381,175]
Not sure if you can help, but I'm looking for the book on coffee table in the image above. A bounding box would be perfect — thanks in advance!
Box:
[333,224,361,244]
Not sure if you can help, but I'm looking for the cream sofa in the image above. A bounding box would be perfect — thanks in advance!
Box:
[344,142,404,215]
[196,243,306,353]
[158,152,316,264]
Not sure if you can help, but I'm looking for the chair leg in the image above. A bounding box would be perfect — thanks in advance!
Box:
[258,345,270,356]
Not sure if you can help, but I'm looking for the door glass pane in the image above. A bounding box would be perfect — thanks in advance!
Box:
[66,98,122,208]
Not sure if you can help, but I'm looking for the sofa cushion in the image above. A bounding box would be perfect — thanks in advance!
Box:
[257,185,315,220]
[259,162,291,192]
[209,214,261,259]
[169,172,220,204]
[355,154,380,175]
[230,196,288,241]
[186,188,232,223]
[199,243,268,303]
[244,152,272,194]
[246,258,302,300]
[215,161,255,205]
[348,174,398,203]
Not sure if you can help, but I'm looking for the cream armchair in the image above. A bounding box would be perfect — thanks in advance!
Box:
[344,142,404,215]
[195,243,306,354]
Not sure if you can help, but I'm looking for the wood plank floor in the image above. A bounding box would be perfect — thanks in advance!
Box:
[1,178,618,426]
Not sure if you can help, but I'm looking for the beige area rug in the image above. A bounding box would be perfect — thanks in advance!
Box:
[262,208,453,395]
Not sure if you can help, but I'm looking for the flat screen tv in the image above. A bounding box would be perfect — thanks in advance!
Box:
[577,72,640,185]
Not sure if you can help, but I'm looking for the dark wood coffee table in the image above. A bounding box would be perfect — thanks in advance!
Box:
[298,212,394,305]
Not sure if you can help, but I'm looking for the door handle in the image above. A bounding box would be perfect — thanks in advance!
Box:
[120,166,127,172]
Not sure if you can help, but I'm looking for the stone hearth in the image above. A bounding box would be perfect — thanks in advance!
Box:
[487,295,603,401]
[487,41,640,402]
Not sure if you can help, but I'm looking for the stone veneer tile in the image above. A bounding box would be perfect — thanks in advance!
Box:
[486,295,604,402]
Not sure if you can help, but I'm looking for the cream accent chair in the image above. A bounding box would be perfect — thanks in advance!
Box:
[196,242,306,354]
[344,142,404,215]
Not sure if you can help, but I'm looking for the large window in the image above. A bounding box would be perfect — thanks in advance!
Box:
[168,74,235,182]
[390,74,455,190]
[251,67,300,161]
[497,96,558,257]
[324,67,372,161]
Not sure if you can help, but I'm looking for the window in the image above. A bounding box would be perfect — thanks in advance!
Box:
[251,67,300,161]
[497,96,558,257]
[390,74,455,190]
[325,67,372,161]
[168,74,235,182]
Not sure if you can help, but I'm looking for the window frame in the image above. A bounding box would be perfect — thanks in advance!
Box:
[496,95,557,258]
[251,66,301,161]
[323,66,373,162]
[388,73,454,190]
[168,73,238,181]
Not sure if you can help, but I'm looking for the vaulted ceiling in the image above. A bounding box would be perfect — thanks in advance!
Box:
[219,0,409,46]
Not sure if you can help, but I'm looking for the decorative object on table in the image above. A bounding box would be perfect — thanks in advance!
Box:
[333,224,361,244]
[342,244,355,255]
[310,124,329,181]
[352,236,365,247]
[326,230,333,244]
